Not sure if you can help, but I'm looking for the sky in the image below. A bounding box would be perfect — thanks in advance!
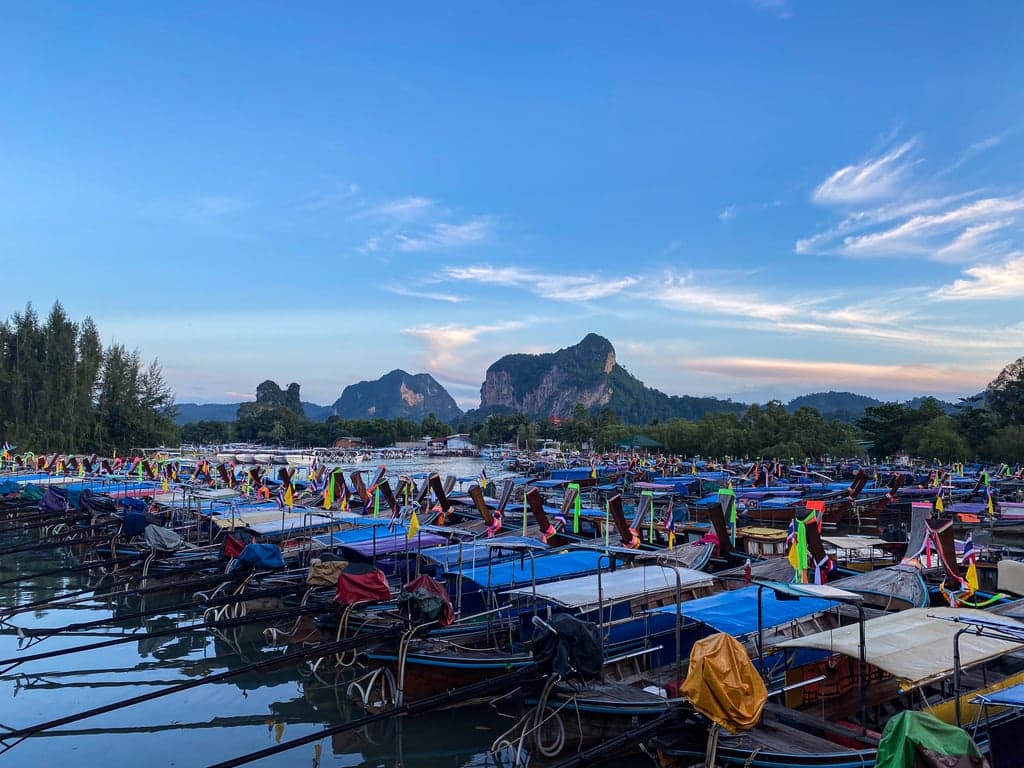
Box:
[2,1,1023,410]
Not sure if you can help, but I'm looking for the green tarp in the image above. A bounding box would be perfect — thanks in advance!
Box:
[618,434,661,449]
[20,484,45,502]
[875,711,987,768]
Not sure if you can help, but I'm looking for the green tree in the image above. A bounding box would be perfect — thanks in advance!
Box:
[988,356,1024,427]
[980,426,1024,463]
[421,412,450,439]
[911,415,970,461]
[857,403,917,458]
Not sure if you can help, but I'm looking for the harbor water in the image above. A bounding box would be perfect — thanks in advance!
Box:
[0,458,541,768]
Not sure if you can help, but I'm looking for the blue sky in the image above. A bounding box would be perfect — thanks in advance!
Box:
[2,2,1022,409]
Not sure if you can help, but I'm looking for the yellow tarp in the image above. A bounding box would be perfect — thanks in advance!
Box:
[738,527,787,539]
[681,632,767,733]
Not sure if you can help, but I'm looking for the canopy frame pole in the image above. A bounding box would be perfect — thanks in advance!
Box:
[954,625,968,728]
[756,584,765,686]
[858,603,867,735]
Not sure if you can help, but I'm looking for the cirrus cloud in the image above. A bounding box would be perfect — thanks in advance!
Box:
[932,252,1024,300]
[812,139,918,205]
[444,264,638,302]
[799,133,1022,265]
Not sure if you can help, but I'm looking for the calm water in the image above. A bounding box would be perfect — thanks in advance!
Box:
[0,458,527,768]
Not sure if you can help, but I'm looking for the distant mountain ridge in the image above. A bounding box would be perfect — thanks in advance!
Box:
[476,333,744,422]
[174,401,334,425]
[785,390,958,422]
[332,369,463,422]
[172,351,962,427]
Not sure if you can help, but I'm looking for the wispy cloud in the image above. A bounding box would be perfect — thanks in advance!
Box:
[932,252,1024,300]
[647,271,817,322]
[938,134,1005,177]
[300,182,360,211]
[643,267,1024,356]
[385,286,466,303]
[800,133,1023,264]
[395,217,493,252]
[445,264,637,302]
[795,193,973,254]
[686,356,989,394]
[192,195,250,217]
[718,205,737,222]
[401,320,526,372]
[359,235,381,254]
[812,139,918,205]
[932,219,1014,262]
[369,196,434,219]
[752,0,794,20]
[836,196,1024,259]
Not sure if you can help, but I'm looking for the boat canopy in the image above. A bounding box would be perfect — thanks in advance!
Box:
[418,537,548,569]
[335,530,449,557]
[973,680,1024,708]
[772,608,1024,691]
[821,535,889,550]
[648,584,843,636]
[446,549,605,591]
[503,565,711,610]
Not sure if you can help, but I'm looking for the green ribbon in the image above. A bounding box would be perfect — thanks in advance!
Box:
[569,483,581,533]
[718,488,737,546]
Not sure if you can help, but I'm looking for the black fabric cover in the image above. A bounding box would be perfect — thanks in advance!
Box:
[79,489,117,515]
[531,613,604,681]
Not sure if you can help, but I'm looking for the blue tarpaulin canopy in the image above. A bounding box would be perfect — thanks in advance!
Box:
[650,585,836,636]
[756,497,804,509]
[447,549,605,591]
[418,537,548,569]
[974,682,1024,708]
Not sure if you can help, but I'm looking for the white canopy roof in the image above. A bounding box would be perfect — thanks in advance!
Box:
[822,535,889,550]
[772,607,1024,691]
[503,565,713,611]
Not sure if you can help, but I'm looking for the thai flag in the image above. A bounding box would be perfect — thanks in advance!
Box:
[961,533,976,565]
[786,517,797,547]
[274,489,285,509]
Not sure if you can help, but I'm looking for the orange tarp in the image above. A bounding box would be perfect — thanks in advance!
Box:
[681,632,767,733]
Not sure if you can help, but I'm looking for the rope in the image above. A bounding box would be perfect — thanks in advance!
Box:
[333,603,360,668]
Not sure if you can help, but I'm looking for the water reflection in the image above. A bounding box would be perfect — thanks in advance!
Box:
[0,458,528,768]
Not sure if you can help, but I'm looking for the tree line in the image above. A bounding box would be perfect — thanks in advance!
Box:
[0,303,179,453]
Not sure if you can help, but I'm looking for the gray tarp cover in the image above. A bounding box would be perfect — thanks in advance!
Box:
[143,524,188,552]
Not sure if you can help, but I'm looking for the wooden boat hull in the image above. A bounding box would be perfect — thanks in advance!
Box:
[371,652,534,700]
